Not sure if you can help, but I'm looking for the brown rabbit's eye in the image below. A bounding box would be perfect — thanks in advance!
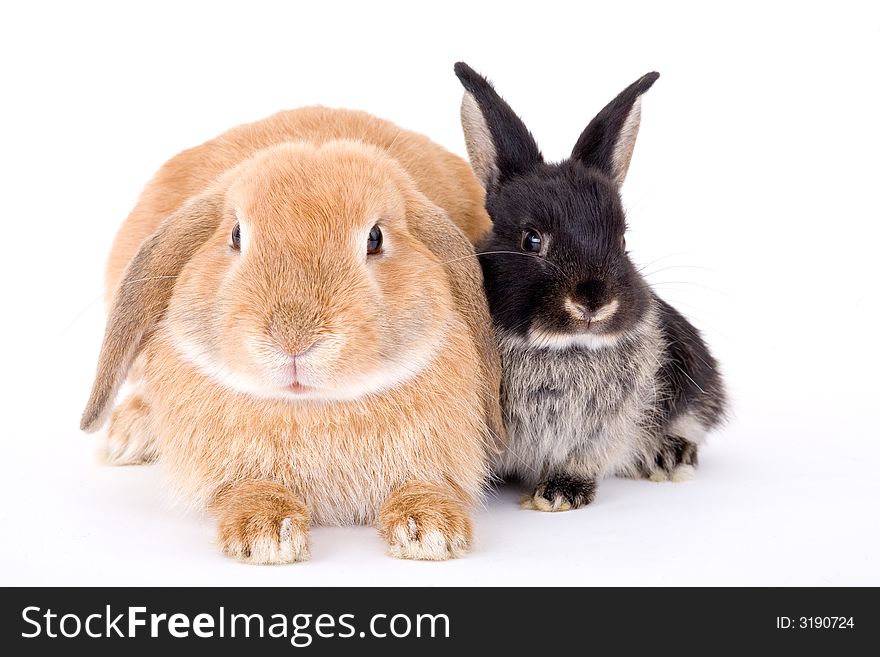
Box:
[231,223,241,250]
[522,229,543,254]
[367,225,383,255]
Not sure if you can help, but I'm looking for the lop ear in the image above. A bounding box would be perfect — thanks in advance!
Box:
[407,195,507,453]
[80,195,222,433]
[454,61,543,189]
[571,71,660,186]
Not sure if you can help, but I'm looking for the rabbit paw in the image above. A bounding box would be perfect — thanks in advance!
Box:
[648,464,696,483]
[379,482,472,561]
[212,482,310,564]
[646,435,698,482]
[101,394,158,465]
[522,474,597,512]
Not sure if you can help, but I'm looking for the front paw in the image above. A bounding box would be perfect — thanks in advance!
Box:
[379,482,472,561]
[522,474,597,512]
[212,482,310,564]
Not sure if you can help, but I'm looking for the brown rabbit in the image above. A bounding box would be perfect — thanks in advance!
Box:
[81,107,503,562]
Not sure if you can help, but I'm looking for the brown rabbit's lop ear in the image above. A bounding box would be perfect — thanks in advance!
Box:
[80,195,222,433]
[406,195,507,453]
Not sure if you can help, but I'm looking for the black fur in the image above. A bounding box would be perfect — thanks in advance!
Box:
[654,434,699,472]
[480,164,652,341]
[570,72,660,175]
[454,62,543,184]
[654,296,726,431]
[538,474,597,509]
[454,63,727,499]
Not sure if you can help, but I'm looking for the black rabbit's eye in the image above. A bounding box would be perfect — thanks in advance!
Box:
[367,225,383,255]
[620,234,627,250]
[231,223,241,250]
[522,229,543,254]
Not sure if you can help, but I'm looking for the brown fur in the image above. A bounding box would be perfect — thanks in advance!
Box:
[104,107,491,297]
[103,393,158,465]
[378,481,473,560]
[81,108,502,562]
[210,480,311,564]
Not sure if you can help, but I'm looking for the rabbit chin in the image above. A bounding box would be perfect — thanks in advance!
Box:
[171,333,442,404]
[522,326,623,351]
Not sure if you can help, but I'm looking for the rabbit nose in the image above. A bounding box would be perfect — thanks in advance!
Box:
[270,332,322,361]
[574,279,608,309]
[268,323,320,360]
[268,307,325,357]
[565,297,620,323]
[283,339,320,361]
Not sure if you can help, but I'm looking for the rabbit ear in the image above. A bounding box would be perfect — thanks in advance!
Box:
[454,62,543,189]
[80,195,222,433]
[407,195,507,453]
[571,71,659,186]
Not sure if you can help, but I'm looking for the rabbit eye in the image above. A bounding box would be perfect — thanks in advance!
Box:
[367,225,383,255]
[522,229,543,254]
[231,223,241,250]
[620,234,627,251]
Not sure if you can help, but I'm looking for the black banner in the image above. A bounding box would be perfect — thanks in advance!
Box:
[2,587,875,654]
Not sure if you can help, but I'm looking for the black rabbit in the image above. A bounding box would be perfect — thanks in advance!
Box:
[454,63,726,511]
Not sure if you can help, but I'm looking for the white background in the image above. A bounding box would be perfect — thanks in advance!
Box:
[1,1,878,585]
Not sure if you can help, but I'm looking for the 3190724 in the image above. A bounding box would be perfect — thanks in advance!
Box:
[776,617,854,629]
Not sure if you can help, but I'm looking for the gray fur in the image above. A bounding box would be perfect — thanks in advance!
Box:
[451,64,727,506]
[496,301,707,487]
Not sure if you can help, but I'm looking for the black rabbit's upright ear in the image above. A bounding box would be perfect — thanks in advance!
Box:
[571,71,659,186]
[454,62,543,189]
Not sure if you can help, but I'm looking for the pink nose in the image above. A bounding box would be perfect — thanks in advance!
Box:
[284,340,320,361]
